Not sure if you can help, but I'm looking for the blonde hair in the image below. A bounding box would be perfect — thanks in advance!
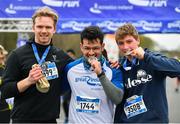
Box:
[32,6,58,27]
[0,45,8,55]
[115,23,139,41]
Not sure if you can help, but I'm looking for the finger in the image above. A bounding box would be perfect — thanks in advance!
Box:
[29,69,43,80]
[110,61,119,68]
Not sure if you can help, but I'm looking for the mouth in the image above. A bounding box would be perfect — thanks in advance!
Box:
[124,50,132,56]
[40,33,48,38]
[88,56,97,64]
[40,36,48,39]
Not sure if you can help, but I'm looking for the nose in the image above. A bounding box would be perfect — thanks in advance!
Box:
[41,27,47,33]
[122,42,130,51]
[88,49,95,56]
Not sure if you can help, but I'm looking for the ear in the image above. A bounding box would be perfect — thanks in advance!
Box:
[53,26,56,34]
[101,43,105,51]
[32,25,35,32]
[137,37,140,46]
[80,43,83,52]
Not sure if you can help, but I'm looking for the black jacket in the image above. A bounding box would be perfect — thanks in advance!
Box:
[1,41,73,122]
[0,66,9,111]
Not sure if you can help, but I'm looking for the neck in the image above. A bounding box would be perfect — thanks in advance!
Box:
[127,56,133,62]
[34,41,51,46]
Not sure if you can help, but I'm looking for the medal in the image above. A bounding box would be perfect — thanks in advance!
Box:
[31,44,51,93]
[88,56,98,64]
[32,64,50,93]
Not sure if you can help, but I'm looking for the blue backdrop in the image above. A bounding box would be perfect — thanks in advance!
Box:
[0,0,180,33]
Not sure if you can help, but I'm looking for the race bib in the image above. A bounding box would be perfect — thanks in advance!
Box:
[124,95,147,118]
[76,96,100,114]
[41,62,58,80]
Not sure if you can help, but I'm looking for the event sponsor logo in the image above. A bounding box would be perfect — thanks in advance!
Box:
[134,21,162,31]
[128,0,167,7]
[61,21,91,31]
[125,70,152,89]
[90,3,133,14]
[42,0,79,7]
[97,20,162,32]
[5,4,16,14]
[75,76,101,86]
[97,21,125,31]
[5,3,41,14]
[168,21,180,29]
[175,6,180,13]
[89,3,102,14]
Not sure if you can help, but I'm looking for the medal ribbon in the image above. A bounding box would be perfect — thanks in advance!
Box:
[32,43,50,65]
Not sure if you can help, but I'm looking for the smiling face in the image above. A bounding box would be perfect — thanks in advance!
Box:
[115,23,140,59]
[116,35,140,56]
[32,16,56,45]
[80,38,104,60]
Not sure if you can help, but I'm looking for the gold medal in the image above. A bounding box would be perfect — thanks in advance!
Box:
[36,76,50,93]
[32,64,50,93]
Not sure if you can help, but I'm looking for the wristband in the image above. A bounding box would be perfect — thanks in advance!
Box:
[97,71,105,78]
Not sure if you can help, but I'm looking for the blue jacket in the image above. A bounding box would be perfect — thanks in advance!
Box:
[114,49,180,123]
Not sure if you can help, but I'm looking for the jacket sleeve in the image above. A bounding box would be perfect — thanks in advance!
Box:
[144,50,180,77]
[98,68,124,105]
[1,51,20,99]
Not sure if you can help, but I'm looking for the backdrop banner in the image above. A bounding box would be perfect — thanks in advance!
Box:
[0,0,179,33]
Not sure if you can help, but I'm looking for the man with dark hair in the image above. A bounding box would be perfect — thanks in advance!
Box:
[63,26,124,123]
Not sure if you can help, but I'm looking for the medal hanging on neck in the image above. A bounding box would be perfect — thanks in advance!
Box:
[32,43,50,93]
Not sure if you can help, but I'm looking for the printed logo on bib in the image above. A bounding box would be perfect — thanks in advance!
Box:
[76,96,100,114]
[41,61,59,80]
[124,95,147,118]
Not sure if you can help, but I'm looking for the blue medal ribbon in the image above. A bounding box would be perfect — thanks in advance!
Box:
[123,57,137,71]
[32,43,50,65]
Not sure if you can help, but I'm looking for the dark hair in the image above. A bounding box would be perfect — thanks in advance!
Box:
[66,49,75,55]
[102,49,108,60]
[81,26,104,44]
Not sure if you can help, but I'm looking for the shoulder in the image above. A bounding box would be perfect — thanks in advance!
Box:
[8,43,31,58]
[51,46,73,62]
[66,58,83,69]
[51,46,64,53]
[144,48,165,57]
[104,60,122,75]
[15,43,31,53]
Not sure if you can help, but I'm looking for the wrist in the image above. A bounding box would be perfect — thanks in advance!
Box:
[97,71,105,78]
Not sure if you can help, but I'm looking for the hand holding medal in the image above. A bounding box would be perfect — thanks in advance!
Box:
[88,56,102,75]
[32,64,50,93]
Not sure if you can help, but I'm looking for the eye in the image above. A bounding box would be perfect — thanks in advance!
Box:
[46,26,53,29]
[117,41,123,46]
[83,47,91,51]
[93,47,101,51]
[126,40,133,44]
[37,25,43,29]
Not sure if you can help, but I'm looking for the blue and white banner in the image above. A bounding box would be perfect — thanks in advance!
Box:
[0,0,180,33]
